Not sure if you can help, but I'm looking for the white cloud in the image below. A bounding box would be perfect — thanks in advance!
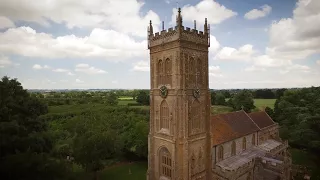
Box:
[244,5,272,20]
[170,0,237,25]
[317,60,320,65]
[32,64,50,70]
[214,44,255,61]
[53,68,69,72]
[32,64,42,70]
[0,27,148,61]
[252,55,291,68]
[0,16,15,29]
[75,63,107,74]
[209,65,223,77]
[209,35,220,53]
[244,66,266,72]
[266,0,320,61]
[132,61,150,72]
[76,79,84,84]
[0,0,161,37]
[279,64,311,74]
[67,72,75,76]
[112,80,118,84]
[0,55,12,68]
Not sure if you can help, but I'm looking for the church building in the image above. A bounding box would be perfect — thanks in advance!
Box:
[147,8,292,180]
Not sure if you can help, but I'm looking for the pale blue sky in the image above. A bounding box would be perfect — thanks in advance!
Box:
[0,0,319,89]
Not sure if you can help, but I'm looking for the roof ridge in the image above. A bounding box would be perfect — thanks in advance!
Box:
[244,110,261,131]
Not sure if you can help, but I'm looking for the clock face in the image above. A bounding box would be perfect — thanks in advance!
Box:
[160,86,168,98]
[193,88,200,99]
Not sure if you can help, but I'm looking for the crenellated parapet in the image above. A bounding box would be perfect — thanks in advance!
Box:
[148,8,210,49]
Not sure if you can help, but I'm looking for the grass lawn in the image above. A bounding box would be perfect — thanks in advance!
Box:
[100,162,147,180]
[75,162,148,180]
[254,99,276,109]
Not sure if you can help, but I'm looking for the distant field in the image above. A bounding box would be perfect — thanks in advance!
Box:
[118,96,134,100]
[211,105,233,115]
[254,99,276,109]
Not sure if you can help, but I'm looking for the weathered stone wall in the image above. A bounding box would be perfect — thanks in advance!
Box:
[213,132,258,162]
[258,124,279,144]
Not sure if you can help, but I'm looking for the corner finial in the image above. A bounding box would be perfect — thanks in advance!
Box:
[194,20,196,30]
[176,7,183,26]
[149,20,153,35]
[162,21,164,30]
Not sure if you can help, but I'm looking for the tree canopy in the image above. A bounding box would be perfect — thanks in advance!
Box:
[228,90,256,113]
[0,76,71,180]
[274,87,320,152]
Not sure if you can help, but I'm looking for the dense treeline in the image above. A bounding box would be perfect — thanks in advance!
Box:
[0,76,73,180]
[1,77,149,180]
[3,75,320,179]
[46,106,149,179]
[272,87,320,152]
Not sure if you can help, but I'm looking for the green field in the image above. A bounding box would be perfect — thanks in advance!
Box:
[211,105,233,115]
[118,96,134,100]
[254,99,276,109]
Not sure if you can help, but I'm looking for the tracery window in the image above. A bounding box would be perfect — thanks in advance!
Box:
[231,141,236,156]
[242,137,247,150]
[160,100,169,130]
[158,60,164,85]
[165,58,172,85]
[159,147,172,179]
[218,146,224,161]
[252,134,256,145]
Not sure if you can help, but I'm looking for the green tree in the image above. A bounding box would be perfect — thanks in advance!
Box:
[229,90,255,113]
[215,93,226,105]
[105,91,118,105]
[211,92,216,105]
[136,91,150,105]
[0,76,70,180]
[274,87,320,152]
[265,106,274,119]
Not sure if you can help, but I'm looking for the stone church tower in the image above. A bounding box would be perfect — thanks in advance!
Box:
[147,8,211,180]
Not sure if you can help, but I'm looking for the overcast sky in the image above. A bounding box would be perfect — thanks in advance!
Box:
[0,0,319,89]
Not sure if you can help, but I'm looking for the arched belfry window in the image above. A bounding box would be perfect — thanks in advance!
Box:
[218,145,224,161]
[231,141,236,156]
[242,137,247,150]
[157,60,164,85]
[159,147,172,179]
[191,100,201,131]
[197,58,202,86]
[165,58,172,85]
[160,100,169,131]
[189,57,195,85]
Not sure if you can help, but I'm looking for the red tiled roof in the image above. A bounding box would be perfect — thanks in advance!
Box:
[248,111,276,129]
[211,110,260,146]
